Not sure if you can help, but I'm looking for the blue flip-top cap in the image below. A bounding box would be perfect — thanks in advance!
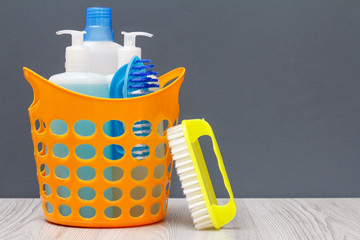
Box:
[84,7,114,41]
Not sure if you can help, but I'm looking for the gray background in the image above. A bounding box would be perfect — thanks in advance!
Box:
[1,0,360,198]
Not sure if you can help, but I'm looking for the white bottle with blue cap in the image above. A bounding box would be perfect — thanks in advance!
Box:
[83,7,121,75]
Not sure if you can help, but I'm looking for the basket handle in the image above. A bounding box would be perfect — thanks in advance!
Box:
[158,67,186,89]
[23,67,45,109]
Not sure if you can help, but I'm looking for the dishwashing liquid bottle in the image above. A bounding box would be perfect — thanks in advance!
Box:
[49,30,110,213]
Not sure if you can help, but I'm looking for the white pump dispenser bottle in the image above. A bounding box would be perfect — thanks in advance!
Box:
[117,31,153,67]
[49,30,109,98]
[49,30,110,215]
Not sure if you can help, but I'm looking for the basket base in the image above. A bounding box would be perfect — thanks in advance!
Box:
[43,213,166,228]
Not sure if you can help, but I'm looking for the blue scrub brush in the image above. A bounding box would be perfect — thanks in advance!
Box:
[110,56,160,159]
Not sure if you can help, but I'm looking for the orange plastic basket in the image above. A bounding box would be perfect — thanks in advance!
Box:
[23,67,185,227]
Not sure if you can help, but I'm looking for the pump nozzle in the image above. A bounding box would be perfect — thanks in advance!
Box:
[56,30,90,72]
[122,31,153,48]
[57,30,86,46]
[117,31,153,67]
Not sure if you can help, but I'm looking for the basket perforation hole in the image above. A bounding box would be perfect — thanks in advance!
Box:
[103,167,124,181]
[131,144,150,160]
[40,163,49,177]
[104,187,122,201]
[155,143,167,159]
[78,187,96,201]
[59,204,72,217]
[35,119,41,131]
[43,183,51,196]
[151,203,161,215]
[132,120,152,137]
[55,165,70,179]
[167,162,173,174]
[74,120,96,137]
[153,164,165,179]
[104,206,122,218]
[37,142,48,156]
[52,143,69,158]
[103,144,124,160]
[157,120,169,136]
[76,166,96,181]
[131,166,148,181]
[130,205,144,218]
[37,142,42,152]
[75,144,96,160]
[79,206,96,219]
[152,184,163,198]
[163,199,168,211]
[103,120,125,137]
[35,119,46,133]
[57,186,70,199]
[45,202,53,213]
[130,187,146,200]
[166,182,170,193]
[173,119,178,127]
[50,119,68,136]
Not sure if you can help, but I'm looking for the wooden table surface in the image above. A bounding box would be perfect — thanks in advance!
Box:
[0,198,359,240]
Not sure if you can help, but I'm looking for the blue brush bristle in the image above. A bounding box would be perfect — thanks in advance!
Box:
[132,64,155,69]
[126,59,160,98]
[131,77,158,82]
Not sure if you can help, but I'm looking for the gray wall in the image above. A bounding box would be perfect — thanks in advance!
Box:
[1,0,360,198]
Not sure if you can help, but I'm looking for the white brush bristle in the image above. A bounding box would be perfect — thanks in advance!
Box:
[167,124,214,230]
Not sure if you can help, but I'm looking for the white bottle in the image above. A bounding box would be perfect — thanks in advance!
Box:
[49,30,109,161]
[106,31,153,86]
[49,30,110,217]
[83,7,121,75]
[117,31,153,67]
